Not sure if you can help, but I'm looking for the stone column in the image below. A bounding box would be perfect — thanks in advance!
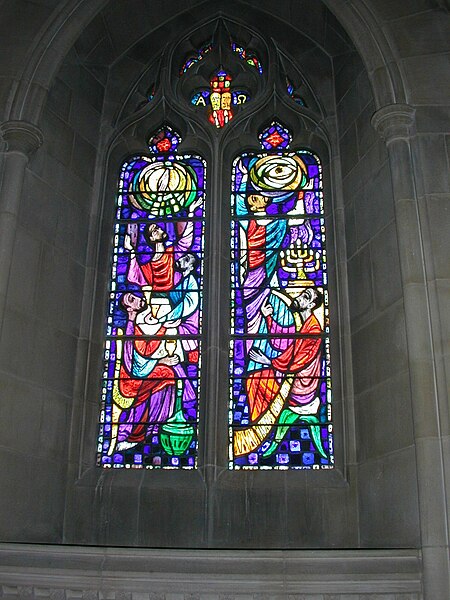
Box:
[372,104,450,600]
[0,120,43,332]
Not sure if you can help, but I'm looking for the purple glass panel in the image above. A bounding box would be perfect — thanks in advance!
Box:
[97,127,205,469]
[229,138,334,469]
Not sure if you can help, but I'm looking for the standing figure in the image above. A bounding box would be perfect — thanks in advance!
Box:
[125,220,194,292]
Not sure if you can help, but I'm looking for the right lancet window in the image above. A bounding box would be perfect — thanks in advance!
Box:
[229,122,334,469]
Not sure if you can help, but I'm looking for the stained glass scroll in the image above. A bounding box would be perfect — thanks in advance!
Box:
[98,127,205,469]
[229,124,334,469]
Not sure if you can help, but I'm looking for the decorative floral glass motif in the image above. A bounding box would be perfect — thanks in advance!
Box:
[259,121,292,151]
[191,69,249,128]
[229,123,333,469]
[231,42,263,75]
[180,41,212,75]
[286,77,306,107]
[97,126,205,469]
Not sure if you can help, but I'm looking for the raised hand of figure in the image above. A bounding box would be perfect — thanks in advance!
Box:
[248,347,271,366]
[159,355,180,366]
[261,299,273,317]
[124,234,134,252]
[188,196,203,217]
[124,223,139,250]
[162,318,181,328]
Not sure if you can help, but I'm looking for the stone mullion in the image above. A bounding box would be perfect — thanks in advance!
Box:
[0,120,43,336]
[372,103,450,600]
[201,131,227,543]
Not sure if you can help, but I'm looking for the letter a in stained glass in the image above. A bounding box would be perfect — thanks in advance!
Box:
[98,127,206,469]
[229,122,334,469]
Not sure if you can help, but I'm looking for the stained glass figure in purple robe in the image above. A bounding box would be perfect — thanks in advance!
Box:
[97,126,205,469]
[229,122,334,469]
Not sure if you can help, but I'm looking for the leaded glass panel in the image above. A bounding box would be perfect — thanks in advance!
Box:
[229,124,334,469]
[98,127,205,469]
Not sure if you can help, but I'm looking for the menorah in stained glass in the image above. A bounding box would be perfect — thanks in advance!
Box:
[229,121,334,469]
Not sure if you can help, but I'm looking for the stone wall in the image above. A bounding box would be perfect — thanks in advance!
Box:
[0,544,422,599]
[0,0,449,597]
[0,47,104,542]
[334,51,420,547]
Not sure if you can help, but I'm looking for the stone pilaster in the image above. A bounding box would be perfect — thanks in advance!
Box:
[0,120,43,332]
[371,103,416,144]
[372,103,450,600]
[0,120,43,155]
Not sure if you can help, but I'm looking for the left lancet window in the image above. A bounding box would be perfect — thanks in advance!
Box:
[97,127,206,469]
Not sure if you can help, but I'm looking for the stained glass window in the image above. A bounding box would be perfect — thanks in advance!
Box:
[98,33,334,473]
[229,122,334,469]
[97,127,205,469]
[286,77,306,107]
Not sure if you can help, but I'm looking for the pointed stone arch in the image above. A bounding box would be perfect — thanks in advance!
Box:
[6,0,407,127]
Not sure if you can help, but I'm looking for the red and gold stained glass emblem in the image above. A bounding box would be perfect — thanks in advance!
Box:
[208,70,233,127]
[191,69,249,129]
[265,131,284,147]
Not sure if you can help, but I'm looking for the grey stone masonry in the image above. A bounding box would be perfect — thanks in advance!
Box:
[0,120,43,331]
[372,103,450,600]
[0,544,421,598]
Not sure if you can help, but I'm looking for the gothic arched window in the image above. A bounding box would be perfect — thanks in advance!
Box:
[97,26,334,472]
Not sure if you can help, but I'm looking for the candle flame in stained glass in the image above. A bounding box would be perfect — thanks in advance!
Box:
[97,126,206,469]
[229,124,334,469]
